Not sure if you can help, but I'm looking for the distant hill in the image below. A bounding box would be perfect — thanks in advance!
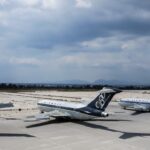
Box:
[54,79,145,86]
[54,80,90,85]
[93,79,128,85]
[55,79,131,86]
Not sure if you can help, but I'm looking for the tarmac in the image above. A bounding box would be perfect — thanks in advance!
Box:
[0,103,150,150]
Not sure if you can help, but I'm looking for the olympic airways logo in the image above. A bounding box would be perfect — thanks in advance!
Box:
[95,93,106,109]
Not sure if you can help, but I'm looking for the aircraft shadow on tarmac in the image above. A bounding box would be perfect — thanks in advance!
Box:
[75,121,150,140]
[0,133,35,138]
[26,118,130,128]
[26,118,150,140]
[131,111,149,116]
[26,119,68,128]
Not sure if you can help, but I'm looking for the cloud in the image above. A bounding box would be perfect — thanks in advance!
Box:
[9,57,42,66]
[0,0,150,83]
[75,0,92,8]
[1,0,150,49]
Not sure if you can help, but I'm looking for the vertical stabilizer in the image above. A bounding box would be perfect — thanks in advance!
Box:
[87,87,121,111]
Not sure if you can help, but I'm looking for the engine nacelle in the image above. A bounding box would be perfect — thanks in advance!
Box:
[101,112,109,117]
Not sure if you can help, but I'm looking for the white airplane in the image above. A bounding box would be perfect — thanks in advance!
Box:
[36,87,121,120]
[119,98,150,112]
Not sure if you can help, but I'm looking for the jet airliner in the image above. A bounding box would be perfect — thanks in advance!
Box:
[119,98,150,112]
[36,87,121,120]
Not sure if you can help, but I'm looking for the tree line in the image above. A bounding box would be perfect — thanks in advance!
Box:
[0,83,150,91]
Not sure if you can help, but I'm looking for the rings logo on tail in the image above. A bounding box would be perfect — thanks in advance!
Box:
[95,93,106,109]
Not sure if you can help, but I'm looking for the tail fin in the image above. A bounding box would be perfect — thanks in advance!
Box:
[87,87,121,111]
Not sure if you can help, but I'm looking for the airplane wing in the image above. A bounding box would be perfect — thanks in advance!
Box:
[133,104,148,111]
[46,110,70,118]
[25,110,70,122]
[25,113,50,122]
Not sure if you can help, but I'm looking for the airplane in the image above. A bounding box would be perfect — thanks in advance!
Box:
[0,102,14,108]
[119,98,150,112]
[35,87,121,120]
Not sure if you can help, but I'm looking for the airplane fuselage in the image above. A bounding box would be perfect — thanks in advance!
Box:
[38,100,108,120]
[119,98,150,111]
[36,88,121,120]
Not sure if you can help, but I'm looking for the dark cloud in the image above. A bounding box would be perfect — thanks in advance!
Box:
[0,0,150,83]
[1,0,150,49]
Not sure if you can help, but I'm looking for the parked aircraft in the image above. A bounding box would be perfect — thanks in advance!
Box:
[36,87,121,120]
[0,102,14,108]
[119,98,150,112]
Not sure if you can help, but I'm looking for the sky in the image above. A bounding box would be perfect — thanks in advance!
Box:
[0,0,150,84]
